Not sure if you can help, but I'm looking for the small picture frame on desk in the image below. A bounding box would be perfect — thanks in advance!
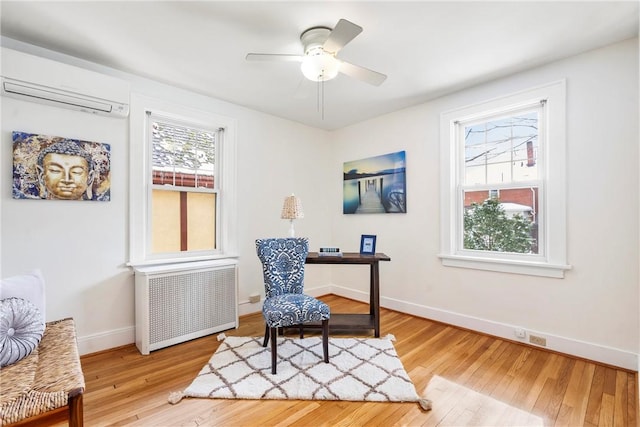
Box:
[360,234,377,255]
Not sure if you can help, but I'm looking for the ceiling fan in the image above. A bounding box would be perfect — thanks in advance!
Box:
[246,19,387,86]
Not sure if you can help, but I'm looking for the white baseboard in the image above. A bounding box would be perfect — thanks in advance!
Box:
[238,299,262,316]
[77,286,638,370]
[77,325,135,356]
[329,285,638,371]
[303,284,333,299]
[79,300,262,355]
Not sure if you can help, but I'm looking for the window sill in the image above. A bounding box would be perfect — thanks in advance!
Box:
[438,254,571,278]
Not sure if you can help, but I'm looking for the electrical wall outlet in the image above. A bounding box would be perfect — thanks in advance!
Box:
[514,328,526,339]
[249,294,261,303]
[529,335,547,346]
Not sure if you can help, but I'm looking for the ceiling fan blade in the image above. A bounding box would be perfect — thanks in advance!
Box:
[246,53,303,62]
[338,61,387,86]
[323,19,362,54]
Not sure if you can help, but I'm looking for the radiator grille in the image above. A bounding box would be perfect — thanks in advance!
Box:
[135,262,238,354]
[149,267,236,344]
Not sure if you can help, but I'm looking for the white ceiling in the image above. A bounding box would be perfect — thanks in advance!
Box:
[1,1,638,130]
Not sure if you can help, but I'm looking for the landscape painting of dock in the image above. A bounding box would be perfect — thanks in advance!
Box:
[343,150,406,214]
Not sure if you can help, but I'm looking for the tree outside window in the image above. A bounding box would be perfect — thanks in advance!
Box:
[463,198,533,253]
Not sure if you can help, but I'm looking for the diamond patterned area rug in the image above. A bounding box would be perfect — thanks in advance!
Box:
[173,335,425,404]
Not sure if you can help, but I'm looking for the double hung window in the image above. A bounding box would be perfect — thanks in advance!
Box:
[149,115,220,254]
[439,81,569,277]
[462,106,542,255]
[129,94,237,265]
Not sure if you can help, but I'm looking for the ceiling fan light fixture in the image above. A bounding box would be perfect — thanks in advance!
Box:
[247,19,386,87]
[301,51,340,82]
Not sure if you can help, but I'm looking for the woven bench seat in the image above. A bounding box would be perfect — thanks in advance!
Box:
[1,318,85,426]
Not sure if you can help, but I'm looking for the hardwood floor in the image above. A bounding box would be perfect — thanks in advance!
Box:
[66,295,635,426]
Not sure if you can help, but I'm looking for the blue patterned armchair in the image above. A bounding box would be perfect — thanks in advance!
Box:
[256,237,330,374]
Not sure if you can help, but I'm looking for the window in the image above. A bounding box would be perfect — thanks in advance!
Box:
[439,81,570,278]
[129,95,237,265]
[462,107,541,255]
[149,116,219,254]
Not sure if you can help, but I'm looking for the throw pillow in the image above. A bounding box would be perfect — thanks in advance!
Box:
[0,270,46,323]
[0,297,45,367]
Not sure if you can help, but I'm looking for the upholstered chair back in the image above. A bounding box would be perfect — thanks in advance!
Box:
[256,237,308,299]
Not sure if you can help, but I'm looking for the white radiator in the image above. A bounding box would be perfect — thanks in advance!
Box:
[134,260,238,355]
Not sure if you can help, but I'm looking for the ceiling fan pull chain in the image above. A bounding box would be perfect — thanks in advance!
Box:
[322,76,325,120]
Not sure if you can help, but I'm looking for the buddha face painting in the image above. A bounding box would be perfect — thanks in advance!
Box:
[12,132,111,202]
[38,151,95,200]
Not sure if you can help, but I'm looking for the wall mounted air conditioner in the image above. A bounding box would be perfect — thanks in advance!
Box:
[1,47,129,118]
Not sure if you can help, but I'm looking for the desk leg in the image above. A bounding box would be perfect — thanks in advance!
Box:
[371,262,380,338]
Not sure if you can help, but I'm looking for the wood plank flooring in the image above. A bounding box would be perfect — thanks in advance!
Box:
[65,295,636,426]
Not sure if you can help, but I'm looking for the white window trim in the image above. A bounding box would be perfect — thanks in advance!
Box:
[128,94,238,267]
[439,80,571,278]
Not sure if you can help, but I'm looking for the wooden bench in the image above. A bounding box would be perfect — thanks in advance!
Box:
[1,318,84,426]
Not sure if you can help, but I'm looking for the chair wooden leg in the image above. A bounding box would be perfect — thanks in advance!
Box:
[322,319,329,363]
[270,327,278,374]
[299,325,304,339]
[263,325,269,347]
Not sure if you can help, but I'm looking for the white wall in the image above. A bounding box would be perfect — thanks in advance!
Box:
[1,94,132,353]
[1,36,637,369]
[329,37,639,369]
[0,38,333,354]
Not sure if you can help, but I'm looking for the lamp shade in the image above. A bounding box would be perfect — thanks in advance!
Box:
[281,194,304,220]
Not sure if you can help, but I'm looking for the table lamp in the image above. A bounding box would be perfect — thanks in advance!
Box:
[281,194,304,237]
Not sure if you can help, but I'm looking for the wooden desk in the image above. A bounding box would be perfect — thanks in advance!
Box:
[305,252,391,337]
